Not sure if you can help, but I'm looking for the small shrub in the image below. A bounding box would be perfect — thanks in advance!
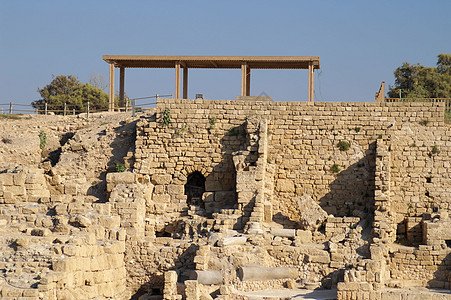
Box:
[39,131,47,149]
[431,145,439,155]
[229,126,239,136]
[337,140,350,151]
[378,134,383,139]
[115,163,126,172]
[331,164,341,173]
[162,108,171,126]
[354,127,361,133]
[209,116,217,130]
[180,123,186,133]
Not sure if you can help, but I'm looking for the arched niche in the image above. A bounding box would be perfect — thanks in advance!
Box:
[185,171,206,208]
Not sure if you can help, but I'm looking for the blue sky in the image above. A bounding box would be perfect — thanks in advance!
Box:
[1,0,450,105]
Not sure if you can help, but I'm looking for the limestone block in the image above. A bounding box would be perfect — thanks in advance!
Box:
[330,233,346,243]
[297,194,328,231]
[69,215,92,228]
[296,230,313,243]
[185,280,199,300]
[4,185,26,196]
[151,174,172,185]
[153,194,171,203]
[65,183,78,195]
[54,203,68,215]
[238,266,297,281]
[13,172,26,185]
[276,179,295,192]
[306,253,330,264]
[0,173,14,185]
[25,171,46,185]
[167,184,184,195]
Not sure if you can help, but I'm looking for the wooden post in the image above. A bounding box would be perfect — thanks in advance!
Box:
[109,63,115,111]
[246,67,251,96]
[64,102,67,116]
[308,62,314,102]
[73,109,75,115]
[119,67,125,108]
[9,102,12,114]
[175,62,181,99]
[183,67,188,99]
[87,101,90,118]
[45,102,48,115]
[241,63,248,97]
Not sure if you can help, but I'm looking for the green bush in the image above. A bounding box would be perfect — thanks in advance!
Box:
[337,140,350,151]
[162,108,171,126]
[115,163,126,172]
[39,131,47,149]
[331,164,341,173]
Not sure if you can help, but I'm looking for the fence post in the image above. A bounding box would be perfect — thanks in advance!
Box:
[132,99,136,117]
[45,102,48,115]
[35,107,38,114]
[64,102,67,116]
[9,102,13,114]
[73,109,75,115]
[87,101,90,118]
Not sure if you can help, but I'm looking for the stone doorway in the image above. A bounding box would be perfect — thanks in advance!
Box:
[185,171,206,209]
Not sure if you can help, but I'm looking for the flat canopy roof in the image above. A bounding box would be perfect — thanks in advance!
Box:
[103,55,320,69]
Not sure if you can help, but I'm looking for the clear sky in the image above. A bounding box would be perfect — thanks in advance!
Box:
[1,0,450,106]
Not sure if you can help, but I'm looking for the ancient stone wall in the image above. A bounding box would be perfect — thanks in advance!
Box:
[135,99,445,230]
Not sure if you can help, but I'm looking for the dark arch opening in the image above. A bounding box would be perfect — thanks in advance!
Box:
[185,171,206,209]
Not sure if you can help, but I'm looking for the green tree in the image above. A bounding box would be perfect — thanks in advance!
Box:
[32,75,109,113]
[388,53,451,99]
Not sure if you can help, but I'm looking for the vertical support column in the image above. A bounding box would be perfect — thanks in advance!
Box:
[175,61,181,99]
[308,62,314,103]
[241,62,249,97]
[183,66,188,99]
[246,67,251,96]
[119,67,125,108]
[109,63,115,111]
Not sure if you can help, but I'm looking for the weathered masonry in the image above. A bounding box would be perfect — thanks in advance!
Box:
[0,98,450,299]
[102,55,320,109]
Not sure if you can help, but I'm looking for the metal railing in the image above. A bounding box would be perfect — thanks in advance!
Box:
[385,98,451,111]
[0,93,173,117]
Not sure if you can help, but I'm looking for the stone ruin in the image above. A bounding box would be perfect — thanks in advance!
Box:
[0,98,450,299]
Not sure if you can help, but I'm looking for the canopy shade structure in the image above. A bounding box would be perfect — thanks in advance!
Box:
[102,55,320,111]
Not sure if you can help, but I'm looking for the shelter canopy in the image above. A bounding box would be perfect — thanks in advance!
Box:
[103,55,320,69]
[102,55,320,111]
